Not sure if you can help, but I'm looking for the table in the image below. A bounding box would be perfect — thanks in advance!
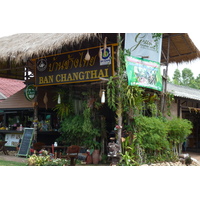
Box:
[0,141,9,155]
[42,145,66,159]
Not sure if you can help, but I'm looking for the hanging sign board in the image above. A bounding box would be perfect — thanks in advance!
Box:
[124,33,162,91]
[125,56,162,91]
[24,84,37,101]
[124,33,162,63]
[17,128,34,157]
[34,44,116,87]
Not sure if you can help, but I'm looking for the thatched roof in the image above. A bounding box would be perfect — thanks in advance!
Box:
[0,33,96,63]
[162,33,200,64]
[0,33,199,69]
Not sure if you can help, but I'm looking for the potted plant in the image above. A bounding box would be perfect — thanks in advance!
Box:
[91,141,101,165]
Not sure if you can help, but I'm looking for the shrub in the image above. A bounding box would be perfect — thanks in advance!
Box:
[134,116,170,152]
[28,154,51,166]
[166,117,193,145]
[57,107,101,149]
[27,154,70,166]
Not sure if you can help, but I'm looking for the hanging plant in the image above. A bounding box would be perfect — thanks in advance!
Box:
[53,88,73,120]
[107,76,117,111]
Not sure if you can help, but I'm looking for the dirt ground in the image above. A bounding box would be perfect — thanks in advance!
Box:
[185,152,200,163]
[0,154,28,163]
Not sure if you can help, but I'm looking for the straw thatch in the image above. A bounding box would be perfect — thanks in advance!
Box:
[162,33,200,64]
[0,33,199,66]
[0,33,96,63]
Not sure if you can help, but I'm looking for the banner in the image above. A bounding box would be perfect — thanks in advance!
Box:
[125,56,162,91]
[124,33,162,63]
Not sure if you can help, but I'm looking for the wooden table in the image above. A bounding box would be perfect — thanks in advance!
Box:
[0,141,9,155]
[42,145,67,159]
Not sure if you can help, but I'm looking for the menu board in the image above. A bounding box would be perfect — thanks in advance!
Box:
[17,128,34,157]
[5,133,22,147]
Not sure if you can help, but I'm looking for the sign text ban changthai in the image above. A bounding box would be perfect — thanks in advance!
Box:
[35,46,114,86]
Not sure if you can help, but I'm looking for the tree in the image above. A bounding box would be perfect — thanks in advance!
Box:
[172,68,197,88]
[181,68,194,86]
[193,74,200,89]
[172,69,181,85]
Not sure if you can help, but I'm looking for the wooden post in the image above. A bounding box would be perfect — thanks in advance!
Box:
[33,87,38,142]
[161,35,170,114]
[116,33,122,153]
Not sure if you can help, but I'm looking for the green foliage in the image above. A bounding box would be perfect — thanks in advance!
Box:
[134,116,170,152]
[43,159,69,166]
[27,154,69,166]
[172,68,181,85]
[182,68,194,86]
[53,103,72,120]
[107,76,145,117]
[100,154,108,164]
[121,116,192,164]
[0,160,26,166]
[172,67,200,89]
[57,106,101,149]
[119,150,139,166]
[107,76,117,111]
[185,156,192,166]
[53,88,73,120]
[152,33,162,41]
[58,115,84,146]
[28,154,51,166]
[166,117,193,144]
[119,136,139,166]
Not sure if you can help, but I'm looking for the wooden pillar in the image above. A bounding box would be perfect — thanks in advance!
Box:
[161,35,170,114]
[33,87,38,142]
[177,99,181,118]
[116,33,122,152]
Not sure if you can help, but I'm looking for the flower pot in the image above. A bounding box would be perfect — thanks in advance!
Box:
[86,152,93,164]
[92,149,100,165]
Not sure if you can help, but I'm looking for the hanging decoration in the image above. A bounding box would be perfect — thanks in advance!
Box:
[84,49,91,61]
[101,89,105,104]
[57,94,61,104]
[99,45,102,61]
[103,37,107,57]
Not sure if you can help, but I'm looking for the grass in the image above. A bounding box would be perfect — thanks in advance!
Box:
[0,160,27,166]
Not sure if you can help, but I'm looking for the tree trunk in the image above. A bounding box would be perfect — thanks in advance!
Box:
[116,33,122,153]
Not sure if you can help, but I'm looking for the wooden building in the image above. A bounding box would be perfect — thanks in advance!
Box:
[167,82,200,151]
[0,33,200,149]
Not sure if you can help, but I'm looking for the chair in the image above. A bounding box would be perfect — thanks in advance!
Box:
[33,142,45,154]
[0,141,8,155]
[65,145,80,166]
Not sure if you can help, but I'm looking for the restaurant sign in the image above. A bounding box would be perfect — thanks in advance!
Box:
[34,45,114,86]
[24,84,37,101]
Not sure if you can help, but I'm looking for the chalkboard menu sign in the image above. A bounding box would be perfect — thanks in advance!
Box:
[17,128,34,157]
